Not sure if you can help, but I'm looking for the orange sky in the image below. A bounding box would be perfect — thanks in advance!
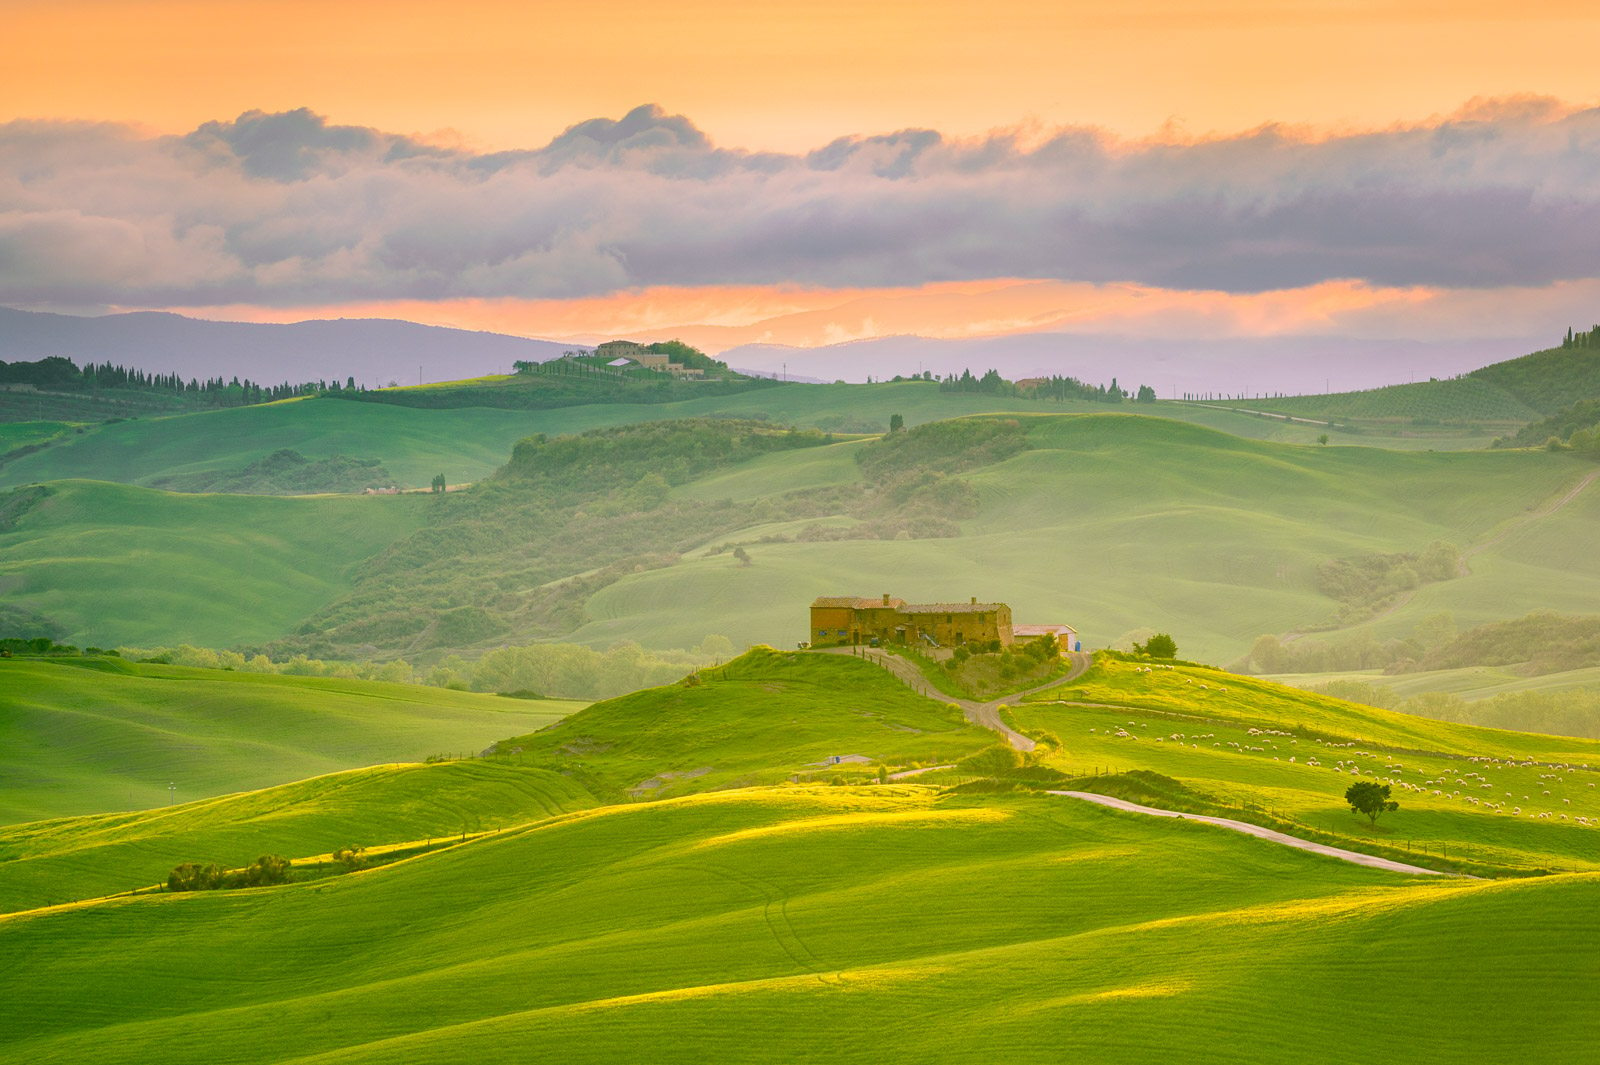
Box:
[9,1,1600,345]
[157,277,1600,355]
[8,1,1600,152]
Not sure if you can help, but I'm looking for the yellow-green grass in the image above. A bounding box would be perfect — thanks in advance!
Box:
[0,479,426,648]
[0,657,582,825]
[494,648,995,801]
[1014,655,1600,873]
[1,784,1594,1064]
[0,420,75,452]
[581,413,1596,663]
[0,760,595,913]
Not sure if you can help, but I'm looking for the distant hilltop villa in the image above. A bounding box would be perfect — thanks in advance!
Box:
[809,594,1078,654]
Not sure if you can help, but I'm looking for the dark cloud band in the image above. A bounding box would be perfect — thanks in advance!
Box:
[4,101,1600,306]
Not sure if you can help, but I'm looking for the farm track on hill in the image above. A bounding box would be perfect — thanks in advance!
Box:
[1049,791,1464,877]
[1283,466,1600,645]
[814,648,1092,751]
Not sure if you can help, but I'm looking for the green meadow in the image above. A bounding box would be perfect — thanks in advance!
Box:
[0,379,1500,496]
[2,650,1599,1062]
[0,761,594,913]
[5,411,1597,663]
[0,657,581,824]
[0,479,425,648]
[581,414,1596,663]
[1014,654,1600,874]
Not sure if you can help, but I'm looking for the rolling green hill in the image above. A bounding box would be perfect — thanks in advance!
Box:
[3,649,1598,1062]
[1014,653,1600,874]
[490,647,995,802]
[577,413,1600,664]
[7,411,1598,664]
[1215,339,1600,431]
[0,479,427,648]
[1,784,1593,1063]
[0,760,594,913]
[0,657,582,824]
[0,377,1501,497]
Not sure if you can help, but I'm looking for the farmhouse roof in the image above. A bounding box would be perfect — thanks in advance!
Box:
[1013,624,1075,637]
[902,602,1005,614]
[811,596,904,609]
[606,357,633,367]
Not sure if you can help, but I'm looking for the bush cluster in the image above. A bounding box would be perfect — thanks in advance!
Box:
[167,854,291,892]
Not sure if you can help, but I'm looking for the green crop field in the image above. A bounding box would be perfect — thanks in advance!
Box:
[0,479,427,648]
[3,650,1598,1062]
[0,657,582,824]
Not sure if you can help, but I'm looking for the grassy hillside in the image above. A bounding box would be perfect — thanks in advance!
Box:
[0,377,1503,496]
[0,657,581,824]
[1014,654,1600,874]
[1228,341,1600,431]
[0,760,594,913]
[0,479,426,648]
[8,412,1598,664]
[0,782,1593,1064]
[1215,376,1540,427]
[491,647,995,801]
[579,413,1596,664]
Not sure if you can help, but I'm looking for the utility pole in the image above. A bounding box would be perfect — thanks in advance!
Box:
[167,782,177,805]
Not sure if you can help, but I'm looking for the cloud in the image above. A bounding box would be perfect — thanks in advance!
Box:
[5,100,1600,308]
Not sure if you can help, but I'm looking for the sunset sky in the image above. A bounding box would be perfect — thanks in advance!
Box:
[5,0,1600,361]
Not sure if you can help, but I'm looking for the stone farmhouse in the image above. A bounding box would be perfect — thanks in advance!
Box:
[593,339,705,377]
[809,595,1078,653]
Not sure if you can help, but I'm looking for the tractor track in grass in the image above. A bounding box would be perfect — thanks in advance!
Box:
[814,648,1092,752]
[1049,791,1467,877]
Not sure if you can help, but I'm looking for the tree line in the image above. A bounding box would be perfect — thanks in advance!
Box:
[0,355,355,407]
[937,368,1156,403]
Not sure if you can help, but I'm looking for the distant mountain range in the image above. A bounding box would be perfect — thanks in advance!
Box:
[719,333,1544,397]
[0,305,1542,397]
[0,307,581,387]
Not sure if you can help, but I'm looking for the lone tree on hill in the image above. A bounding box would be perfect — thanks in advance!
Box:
[431,473,446,493]
[888,413,905,433]
[1345,781,1399,824]
[1134,633,1177,659]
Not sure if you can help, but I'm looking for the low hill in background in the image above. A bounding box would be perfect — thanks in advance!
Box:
[6,412,1600,667]
[0,306,578,390]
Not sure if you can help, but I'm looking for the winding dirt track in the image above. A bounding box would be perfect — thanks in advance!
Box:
[1048,791,1465,877]
[815,647,1092,751]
